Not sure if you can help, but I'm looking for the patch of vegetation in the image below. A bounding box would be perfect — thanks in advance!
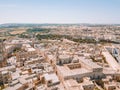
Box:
[94,87,100,90]
[0,85,4,90]
[13,47,21,53]
[73,38,97,43]
[36,34,97,43]
[99,39,120,44]
[18,34,29,38]
[0,39,6,42]
[36,34,72,40]
[27,28,50,33]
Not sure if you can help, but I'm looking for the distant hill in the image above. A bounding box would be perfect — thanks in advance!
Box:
[0,23,45,28]
[0,23,72,28]
[0,23,120,28]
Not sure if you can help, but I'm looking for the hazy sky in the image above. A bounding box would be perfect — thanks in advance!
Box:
[0,0,120,24]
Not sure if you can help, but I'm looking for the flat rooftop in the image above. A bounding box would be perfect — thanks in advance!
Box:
[78,57,102,69]
[57,64,91,78]
[102,51,120,70]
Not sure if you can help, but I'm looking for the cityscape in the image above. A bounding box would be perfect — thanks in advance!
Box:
[0,0,120,90]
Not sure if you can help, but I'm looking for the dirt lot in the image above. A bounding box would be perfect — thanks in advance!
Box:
[10,29,26,34]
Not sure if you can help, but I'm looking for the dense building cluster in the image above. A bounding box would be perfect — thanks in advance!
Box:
[0,24,120,90]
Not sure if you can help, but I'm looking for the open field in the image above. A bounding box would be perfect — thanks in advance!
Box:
[0,27,28,35]
[10,29,26,34]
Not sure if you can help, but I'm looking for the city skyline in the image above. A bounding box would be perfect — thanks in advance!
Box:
[0,0,120,24]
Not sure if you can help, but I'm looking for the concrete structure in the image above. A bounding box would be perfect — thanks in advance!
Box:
[102,50,120,71]
[64,77,94,90]
[42,73,60,87]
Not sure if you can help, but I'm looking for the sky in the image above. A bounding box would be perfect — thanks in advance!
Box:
[0,0,120,24]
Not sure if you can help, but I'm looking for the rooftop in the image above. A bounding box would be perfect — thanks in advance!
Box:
[57,65,90,78]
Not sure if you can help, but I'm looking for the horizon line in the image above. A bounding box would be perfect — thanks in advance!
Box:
[1,22,120,25]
